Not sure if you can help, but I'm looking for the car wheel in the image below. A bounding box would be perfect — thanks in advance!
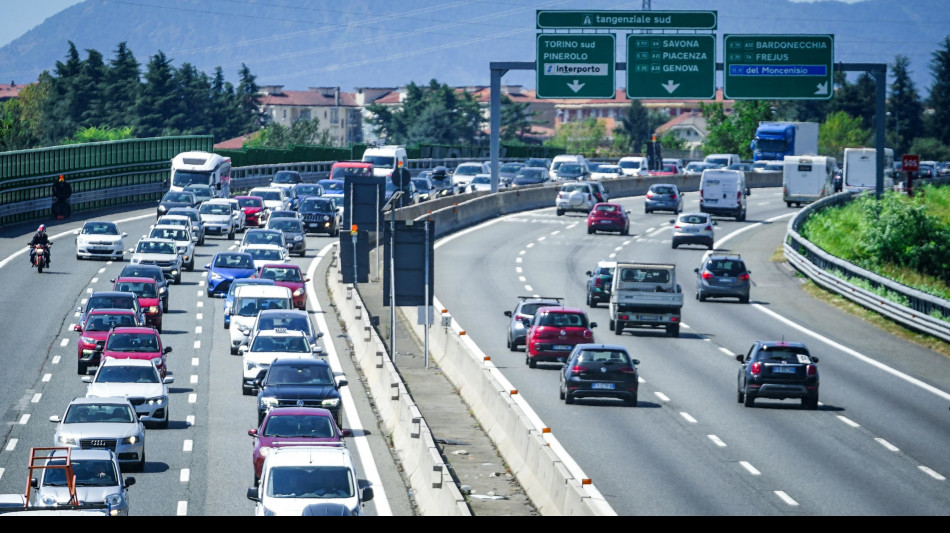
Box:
[136,452,146,472]
[621,226,629,236]
[587,227,594,235]
[698,291,707,302]
[242,384,254,396]
[614,320,624,335]
[559,385,565,400]
[608,318,615,330]
[786,202,793,208]
[645,207,651,214]
[157,324,163,334]
[666,324,679,337]
[528,357,537,369]
[564,392,574,404]
[671,239,679,249]
[737,388,745,403]
[743,392,755,407]
[76,254,82,260]
[625,393,638,407]
[175,275,181,285]
[199,235,205,246]
[586,292,593,307]
[738,210,746,222]
[77,361,87,375]
[556,208,564,216]
[187,260,194,272]
[740,295,750,304]
[708,241,714,250]
[258,413,265,426]
[162,301,169,313]
[231,346,238,355]
[804,395,819,410]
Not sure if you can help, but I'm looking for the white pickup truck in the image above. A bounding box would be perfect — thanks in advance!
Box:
[608,263,683,337]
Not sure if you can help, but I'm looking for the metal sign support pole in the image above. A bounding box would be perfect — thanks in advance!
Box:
[390,205,397,363]
[424,219,430,370]
[374,185,380,282]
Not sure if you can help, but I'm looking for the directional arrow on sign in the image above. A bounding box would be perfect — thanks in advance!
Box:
[814,81,829,95]
[567,80,586,93]
[661,80,680,94]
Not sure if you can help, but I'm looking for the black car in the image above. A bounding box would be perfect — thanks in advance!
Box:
[298,197,340,236]
[559,344,640,406]
[556,163,590,181]
[736,341,820,409]
[429,166,456,197]
[116,264,170,312]
[255,358,347,426]
[157,191,197,218]
[75,291,145,330]
[412,177,436,202]
[499,162,525,185]
[503,296,562,351]
[585,260,616,308]
[524,157,552,170]
[271,170,303,187]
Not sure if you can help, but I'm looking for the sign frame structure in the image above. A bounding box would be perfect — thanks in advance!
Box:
[536,33,616,99]
[537,10,716,30]
[626,34,715,100]
[723,34,835,100]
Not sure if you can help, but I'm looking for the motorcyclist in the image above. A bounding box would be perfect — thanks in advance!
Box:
[52,174,73,219]
[28,224,51,267]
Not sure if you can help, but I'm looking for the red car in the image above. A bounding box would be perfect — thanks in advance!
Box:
[257,263,309,310]
[74,308,142,375]
[248,407,350,485]
[236,195,268,227]
[113,277,163,332]
[525,307,597,368]
[97,326,172,378]
[587,203,630,235]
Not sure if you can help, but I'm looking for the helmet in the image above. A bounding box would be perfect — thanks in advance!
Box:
[38,224,46,232]
[58,175,65,182]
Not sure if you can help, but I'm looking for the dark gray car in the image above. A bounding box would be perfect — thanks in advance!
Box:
[266,217,307,257]
[695,253,750,303]
[157,191,196,219]
[503,296,563,351]
[644,183,683,214]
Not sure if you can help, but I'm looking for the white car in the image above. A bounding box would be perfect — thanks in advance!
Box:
[250,187,292,213]
[83,358,174,429]
[227,198,247,233]
[555,181,599,216]
[156,214,199,245]
[244,243,289,270]
[199,198,236,239]
[229,285,294,354]
[50,397,146,472]
[240,229,287,252]
[75,221,127,261]
[590,164,624,180]
[247,446,374,516]
[147,224,195,271]
[239,329,321,395]
[128,238,183,284]
[468,175,493,192]
[244,309,324,352]
[451,162,489,189]
[32,448,134,516]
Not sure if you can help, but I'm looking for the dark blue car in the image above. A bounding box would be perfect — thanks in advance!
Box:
[205,252,257,298]
[223,278,275,328]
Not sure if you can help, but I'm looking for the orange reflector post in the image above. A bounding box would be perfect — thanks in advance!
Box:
[510,389,518,395]
[581,478,592,485]
[541,427,551,434]
[459,331,466,336]
[483,356,490,362]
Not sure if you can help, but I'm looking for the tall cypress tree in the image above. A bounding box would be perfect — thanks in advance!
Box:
[40,41,83,143]
[209,67,235,140]
[927,36,950,145]
[104,42,141,130]
[170,63,211,135]
[830,71,876,130]
[135,51,181,138]
[76,48,107,129]
[231,63,263,136]
[888,55,924,155]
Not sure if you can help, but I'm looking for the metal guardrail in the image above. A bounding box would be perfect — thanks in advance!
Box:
[784,191,950,342]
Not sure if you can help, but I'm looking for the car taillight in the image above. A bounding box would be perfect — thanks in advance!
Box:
[571,365,590,374]
[807,364,817,376]
[737,191,742,200]
[583,330,593,339]
[738,273,750,281]
[701,271,714,280]
[750,362,762,375]
[674,225,681,229]
[670,194,677,200]
[515,314,523,321]
[618,367,636,374]
[705,225,713,231]
[588,194,592,202]
[700,188,704,198]
[646,192,654,198]
[558,192,564,198]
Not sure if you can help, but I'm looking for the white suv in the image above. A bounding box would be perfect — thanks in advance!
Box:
[556,181,601,216]
[147,224,196,271]
[247,446,374,516]
[198,199,236,240]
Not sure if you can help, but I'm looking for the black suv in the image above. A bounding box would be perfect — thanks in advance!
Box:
[736,341,819,409]
[255,359,347,427]
[298,196,339,236]
[695,253,751,303]
[429,166,456,197]
[503,296,563,351]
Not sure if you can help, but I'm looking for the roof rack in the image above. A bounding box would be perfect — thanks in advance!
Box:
[517,296,563,301]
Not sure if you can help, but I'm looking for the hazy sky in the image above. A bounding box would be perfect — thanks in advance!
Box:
[0,1,84,48]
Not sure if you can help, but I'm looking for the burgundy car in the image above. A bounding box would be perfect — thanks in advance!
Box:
[248,407,350,484]
[97,326,172,378]
[236,195,268,228]
[74,308,142,375]
[257,263,309,310]
[113,277,163,332]
[525,307,597,368]
[587,203,630,235]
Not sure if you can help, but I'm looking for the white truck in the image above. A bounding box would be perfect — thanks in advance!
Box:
[783,155,836,207]
[843,147,894,193]
[608,263,684,337]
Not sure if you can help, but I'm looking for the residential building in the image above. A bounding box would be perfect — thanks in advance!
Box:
[258,86,363,146]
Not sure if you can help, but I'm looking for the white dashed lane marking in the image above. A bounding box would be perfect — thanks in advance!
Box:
[18,414,30,425]
[739,461,761,476]
[837,415,861,428]
[774,491,799,506]
[918,466,946,481]
[188,394,197,404]
[524,285,533,292]
[5,439,17,452]
[196,302,203,308]
[91,277,98,283]
[707,435,727,448]
[654,392,670,402]
[183,440,193,452]
[876,438,899,452]
[186,415,195,426]
[193,341,201,349]
[190,375,198,384]
[679,412,697,424]
[516,258,522,263]
[31,394,41,403]
[180,469,190,482]
[191,358,199,366]
[195,326,202,334]
[52,356,60,365]
[98,268,105,274]
[60,338,69,347]
[177,501,188,516]
[718,347,733,357]
[518,277,526,282]
[42,374,51,382]
[196,313,203,320]
[526,243,534,248]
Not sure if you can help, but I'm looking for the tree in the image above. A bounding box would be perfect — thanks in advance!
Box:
[819,111,870,157]
[546,117,606,154]
[830,71,876,129]
[657,131,686,152]
[926,36,950,145]
[229,63,264,136]
[169,63,211,134]
[247,118,332,148]
[40,41,84,143]
[63,126,134,144]
[209,67,236,140]
[908,137,950,161]
[135,51,181,138]
[888,55,924,155]
[103,42,140,130]
[365,80,483,145]
[613,100,659,153]
[700,100,772,158]
[75,48,107,131]
[500,94,542,143]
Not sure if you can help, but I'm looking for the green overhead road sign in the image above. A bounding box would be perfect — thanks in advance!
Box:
[627,34,715,99]
[536,34,616,99]
[723,34,834,100]
[537,10,716,30]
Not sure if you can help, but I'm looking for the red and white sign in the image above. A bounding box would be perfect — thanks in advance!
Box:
[902,155,920,172]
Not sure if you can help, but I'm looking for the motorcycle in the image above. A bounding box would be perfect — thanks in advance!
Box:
[29,242,50,273]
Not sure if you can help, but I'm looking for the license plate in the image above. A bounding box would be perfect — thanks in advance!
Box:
[772,366,797,374]
[719,277,734,283]
[638,315,657,321]
[684,227,698,233]
[706,199,718,204]
[591,383,615,390]
[553,345,572,351]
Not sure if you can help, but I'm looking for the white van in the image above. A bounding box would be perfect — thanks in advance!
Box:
[361,146,408,178]
[783,155,835,207]
[618,156,648,176]
[550,154,586,181]
[169,151,231,198]
[843,147,895,193]
[703,154,741,169]
[228,285,293,354]
[699,168,749,221]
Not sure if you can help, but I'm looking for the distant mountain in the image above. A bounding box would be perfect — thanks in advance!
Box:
[0,0,945,97]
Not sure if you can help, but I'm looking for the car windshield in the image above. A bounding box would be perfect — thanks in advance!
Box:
[595,266,613,276]
[150,228,188,241]
[172,170,211,187]
[295,185,322,197]
[247,248,283,262]
[518,302,558,316]
[705,259,746,275]
[84,313,137,332]
[257,315,311,335]
[266,363,333,385]
[266,466,353,499]
[679,214,708,225]
[560,164,583,174]
[270,220,302,232]
[538,313,588,327]
[273,172,300,184]
[525,159,548,167]
[163,192,194,203]
[515,169,542,179]
[561,184,587,193]
[96,365,160,384]
[158,218,187,228]
[260,267,302,282]
[215,254,255,269]
[106,333,159,352]
[362,155,394,169]
[472,176,490,184]
[253,190,282,201]
[238,197,263,208]
[64,404,136,424]
[199,203,230,215]
[576,349,631,365]
[319,181,345,192]
[43,459,118,487]
[619,160,641,169]
[412,179,432,190]
[244,231,282,246]
[300,199,334,212]
[168,209,200,223]
[662,164,677,172]
[137,241,176,255]
[82,222,119,235]
[500,163,523,173]
[757,346,811,363]
[184,185,211,197]
[251,335,309,353]
[263,415,335,438]
[87,296,135,311]
[595,204,619,213]
[115,281,157,298]
[236,297,290,316]
[651,186,676,194]
[454,165,481,176]
[621,268,670,283]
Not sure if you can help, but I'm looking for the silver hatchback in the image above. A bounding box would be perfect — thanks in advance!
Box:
[695,253,751,303]
[670,213,715,250]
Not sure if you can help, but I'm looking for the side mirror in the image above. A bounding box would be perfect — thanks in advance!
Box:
[745,188,751,196]
[49,415,61,423]
[361,486,375,503]
[122,232,128,238]
[669,219,675,224]
[811,356,819,363]
[164,377,175,384]
[246,487,260,502]
[713,221,719,226]
[305,278,311,283]
[248,429,258,437]
[316,332,324,339]
[341,429,352,438]
[73,324,82,332]
[503,311,512,318]
[163,347,173,354]
[204,264,211,269]
[694,268,699,273]
[81,376,92,383]
[337,379,348,387]
[124,477,136,487]
[252,378,262,388]
[736,354,744,363]
[585,271,593,277]
[73,230,80,236]
[589,322,598,329]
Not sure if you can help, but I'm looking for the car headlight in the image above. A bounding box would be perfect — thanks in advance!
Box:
[238,325,250,334]
[80,335,97,344]
[294,235,303,241]
[178,247,186,254]
[158,205,167,212]
[41,495,57,505]
[159,286,167,294]
[246,361,256,372]
[122,435,139,445]
[260,397,279,408]
[259,446,273,457]
[171,269,179,276]
[104,493,123,506]
[293,288,305,297]
[210,272,223,280]
[321,398,340,408]
[58,435,76,445]
[148,306,159,314]
[322,215,330,221]
[147,396,166,405]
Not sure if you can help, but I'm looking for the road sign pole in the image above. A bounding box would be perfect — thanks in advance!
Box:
[374,185,380,282]
[351,225,358,290]
[390,204,397,364]
[424,219,430,370]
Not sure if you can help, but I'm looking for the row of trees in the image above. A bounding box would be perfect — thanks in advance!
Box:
[0,41,264,151]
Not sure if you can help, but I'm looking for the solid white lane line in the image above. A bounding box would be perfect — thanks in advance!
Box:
[18,414,30,425]
[739,461,761,475]
[180,469,190,482]
[42,374,51,382]
[679,412,697,424]
[875,438,900,452]
[837,415,861,428]
[52,356,61,365]
[654,392,670,402]
[0,468,4,481]
[31,394,41,403]
[707,435,727,448]
[5,439,17,452]
[774,491,799,506]
[183,440,193,452]
[918,466,946,481]
[177,501,188,516]
[188,394,197,404]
